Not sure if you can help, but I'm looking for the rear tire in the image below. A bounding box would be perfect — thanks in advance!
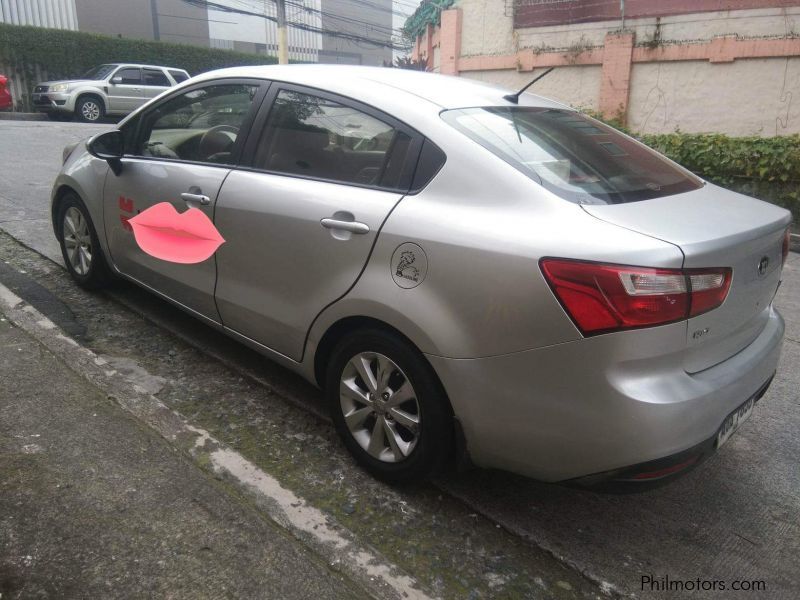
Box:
[326,329,453,483]
[57,193,112,290]
[75,96,104,123]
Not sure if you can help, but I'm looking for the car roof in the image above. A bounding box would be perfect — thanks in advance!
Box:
[108,63,187,71]
[191,64,569,111]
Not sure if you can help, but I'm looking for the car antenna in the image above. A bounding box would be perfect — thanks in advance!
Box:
[503,67,555,104]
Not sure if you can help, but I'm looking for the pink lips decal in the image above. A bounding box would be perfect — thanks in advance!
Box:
[128,202,225,264]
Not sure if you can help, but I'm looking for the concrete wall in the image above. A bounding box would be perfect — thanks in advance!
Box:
[74,0,153,40]
[628,58,800,136]
[75,0,209,46]
[415,1,800,136]
[320,0,393,65]
[461,66,603,110]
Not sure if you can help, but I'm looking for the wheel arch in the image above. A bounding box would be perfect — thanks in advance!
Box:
[75,92,106,114]
[313,314,472,471]
[312,315,451,418]
[51,183,81,240]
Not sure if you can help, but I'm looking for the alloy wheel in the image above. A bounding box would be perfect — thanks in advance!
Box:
[63,206,93,276]
[339,352,421,463]
[81,101,100,121]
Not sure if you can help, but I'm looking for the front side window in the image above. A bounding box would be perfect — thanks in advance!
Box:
[442,107,702,204]
[142,68,170,87]
[255,90,404,187]
[115,68,142,85]
[136,83,259,164]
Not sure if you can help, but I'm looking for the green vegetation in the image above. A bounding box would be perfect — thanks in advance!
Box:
[0,23,276,109]
[402,0,454,43]
[640,132,800,219]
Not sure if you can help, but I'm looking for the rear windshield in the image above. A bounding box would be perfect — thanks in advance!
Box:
[441,107,702,204]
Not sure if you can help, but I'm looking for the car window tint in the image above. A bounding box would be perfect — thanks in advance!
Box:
[143,68,170,87]
[255,90,402,188]
[442,107,702,204]
[136,84,259,165]
[116,68,141,85]
[169,70,189,83]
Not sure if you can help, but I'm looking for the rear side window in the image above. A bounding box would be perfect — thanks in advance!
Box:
[254,89,409,189]
[143,68,170,87]
[169,69,189,83]
[115,68,141,85]
[442,107,702,204]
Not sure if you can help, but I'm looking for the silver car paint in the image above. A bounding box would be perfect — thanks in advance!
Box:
[52,65,791,481]
[214,170,406,361]
[101,158,228,321]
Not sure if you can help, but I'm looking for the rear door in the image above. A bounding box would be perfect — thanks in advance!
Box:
[102,79,267,322]
[141,68,172,103]
[108,67,143,112]
[214,84,421,360]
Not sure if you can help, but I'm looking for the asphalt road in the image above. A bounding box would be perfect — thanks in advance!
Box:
[1,120,798,599]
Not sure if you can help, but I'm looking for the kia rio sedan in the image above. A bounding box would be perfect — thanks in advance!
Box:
[51,65,792,487]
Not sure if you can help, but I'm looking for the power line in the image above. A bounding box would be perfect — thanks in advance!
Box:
[183,0,407,49]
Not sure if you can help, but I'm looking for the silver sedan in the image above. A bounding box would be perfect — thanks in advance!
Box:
[51,65,792,487]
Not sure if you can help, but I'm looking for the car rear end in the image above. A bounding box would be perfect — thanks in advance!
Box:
[0,74,13,111]
[431,105,791,486]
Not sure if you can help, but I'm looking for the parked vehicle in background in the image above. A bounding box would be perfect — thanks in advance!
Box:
[0,74,12,111]
[32,64,190,122]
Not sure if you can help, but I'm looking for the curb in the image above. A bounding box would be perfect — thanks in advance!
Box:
[791,232,800,254]
[0,111,48,121]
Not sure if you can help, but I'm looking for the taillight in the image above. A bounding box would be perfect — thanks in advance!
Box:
[686,268,732,317]
[540,259,732,335]
[783,228,791,266]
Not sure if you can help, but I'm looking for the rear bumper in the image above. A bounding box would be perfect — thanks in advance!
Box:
[427,307,784,482]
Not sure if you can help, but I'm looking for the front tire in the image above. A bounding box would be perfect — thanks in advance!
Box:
[326,329,453,483]
[57,193,112,290]
[75,96,104,123]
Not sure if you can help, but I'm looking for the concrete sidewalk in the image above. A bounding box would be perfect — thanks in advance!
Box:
[0,315,367,599]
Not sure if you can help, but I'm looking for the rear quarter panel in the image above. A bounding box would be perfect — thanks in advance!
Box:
[307,140,686,360]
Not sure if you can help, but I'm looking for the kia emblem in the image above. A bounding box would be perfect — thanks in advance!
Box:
[757,255,770,276]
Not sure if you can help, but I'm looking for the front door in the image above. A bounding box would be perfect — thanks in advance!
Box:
[214,86,420,360]
[103,81,265,322]
[107,67,143,112]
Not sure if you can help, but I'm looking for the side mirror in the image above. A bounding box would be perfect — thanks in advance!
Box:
[87,130,124,175]
[110,76,122,85]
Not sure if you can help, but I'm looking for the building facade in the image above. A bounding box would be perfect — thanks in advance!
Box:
[1,0,394,65]
[412,0,800,136]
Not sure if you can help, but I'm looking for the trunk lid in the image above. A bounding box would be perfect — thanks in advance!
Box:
[583,183,791,372]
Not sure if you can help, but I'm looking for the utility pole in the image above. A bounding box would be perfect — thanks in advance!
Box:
[151,0,160,41]
[276,0,289,64]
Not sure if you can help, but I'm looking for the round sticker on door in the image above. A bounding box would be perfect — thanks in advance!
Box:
[391,243,428,289]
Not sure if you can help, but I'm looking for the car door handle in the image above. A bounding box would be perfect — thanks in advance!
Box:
[320,218,370,234]
[181,192,210,206]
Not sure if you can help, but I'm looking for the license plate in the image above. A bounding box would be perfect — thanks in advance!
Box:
[716,397,755,448]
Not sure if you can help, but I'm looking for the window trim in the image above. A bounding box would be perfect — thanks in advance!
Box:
[238,82,424,193]
[124,77,271,169]
[140,67,171,88]
[110,66,143,85]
